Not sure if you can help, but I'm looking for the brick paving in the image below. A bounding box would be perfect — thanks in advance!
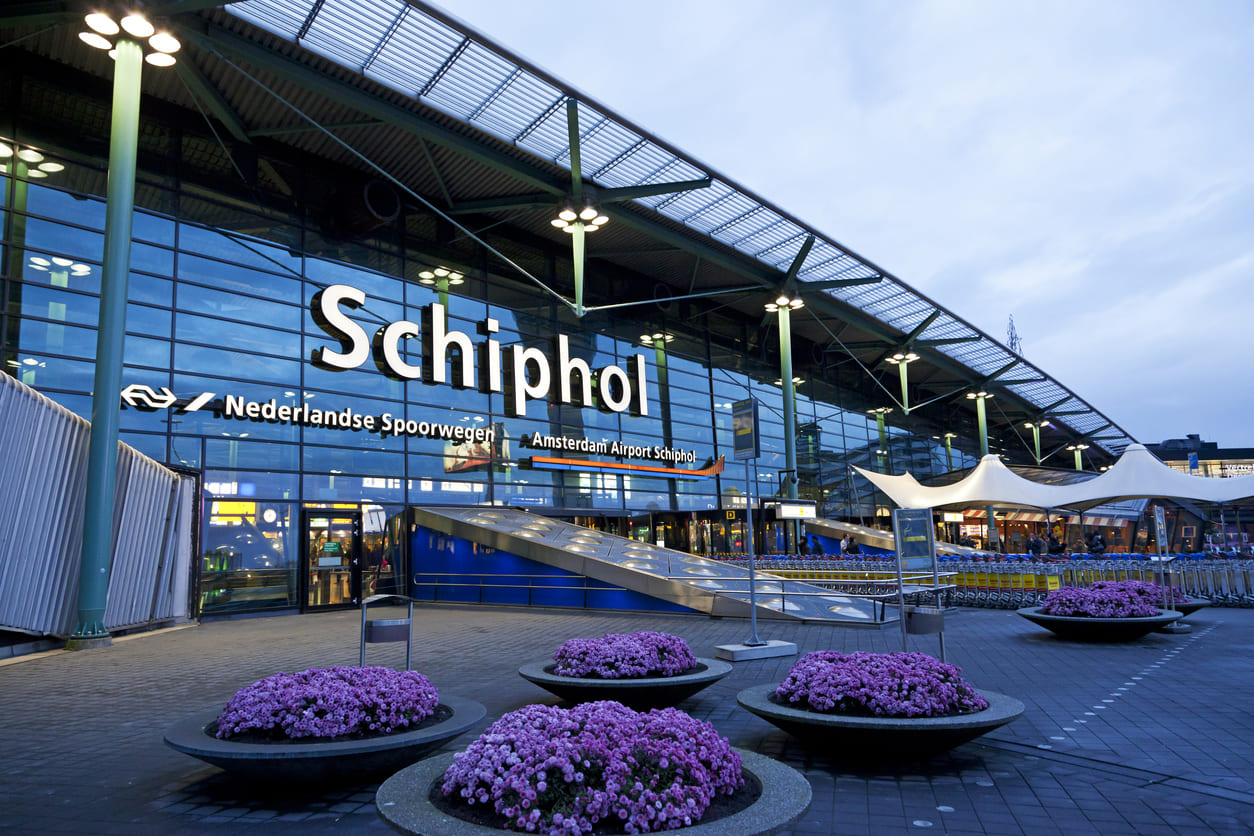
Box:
[1,604,1252,835]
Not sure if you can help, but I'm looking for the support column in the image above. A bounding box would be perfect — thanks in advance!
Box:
[71,37,143,646]
[778,304,797,502]
[973,394,1000,551]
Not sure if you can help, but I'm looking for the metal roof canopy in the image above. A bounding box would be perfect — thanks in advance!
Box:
[0,0,1137,460]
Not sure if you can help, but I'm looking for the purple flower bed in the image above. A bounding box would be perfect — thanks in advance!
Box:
[774,651,989,718]
[1091,579,1186,603]
[441,700,742,835]
[1039,583,1160,618]
[553,631,698,679]
[214,666,439,741]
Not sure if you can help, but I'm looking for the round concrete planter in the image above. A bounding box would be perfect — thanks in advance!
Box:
[1174,599,1209,618]
[736,686,1024,760]
[518,658,733,710]
[163,695,486,785]
[1016,606,1182,641]
[376,747,810,836]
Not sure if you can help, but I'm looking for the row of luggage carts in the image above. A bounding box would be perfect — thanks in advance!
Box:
[704,554,1254,609]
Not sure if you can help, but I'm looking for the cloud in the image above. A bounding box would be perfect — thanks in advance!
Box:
[435,0,1254,445]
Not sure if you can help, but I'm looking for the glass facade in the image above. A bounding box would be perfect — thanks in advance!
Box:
[1,131,981,617]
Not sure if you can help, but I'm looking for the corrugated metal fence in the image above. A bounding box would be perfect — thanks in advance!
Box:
[0,372,195,637]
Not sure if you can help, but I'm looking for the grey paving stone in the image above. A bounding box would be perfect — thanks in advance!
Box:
[1,604,1252,834]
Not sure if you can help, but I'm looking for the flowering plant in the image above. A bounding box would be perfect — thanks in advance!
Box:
[1091,579,1186,603]
[1040,583,1159,618]
[552,631,698,679]
[774,651,989,718]
[214,665,438,740]
[440,700,742,835]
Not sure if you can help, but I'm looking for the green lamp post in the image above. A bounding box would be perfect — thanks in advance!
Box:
[966,390,1000,551]
[69,10,180,648]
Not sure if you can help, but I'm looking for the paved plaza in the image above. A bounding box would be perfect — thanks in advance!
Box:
[1,603,1252,835]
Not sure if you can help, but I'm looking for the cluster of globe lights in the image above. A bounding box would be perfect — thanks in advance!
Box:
[763,294,803,313]
[885,350,919,365]
[0,144,65,179]
[551,204,609,233]
[27,256,92,277]
[418,265,464,286]
[78,11,181,66]
[639,332,673,345]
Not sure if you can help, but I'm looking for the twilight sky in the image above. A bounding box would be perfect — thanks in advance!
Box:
[433,0,1254,448]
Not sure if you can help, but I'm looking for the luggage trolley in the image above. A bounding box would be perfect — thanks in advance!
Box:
[360,594,416,669]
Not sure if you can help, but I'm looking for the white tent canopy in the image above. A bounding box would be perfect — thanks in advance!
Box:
[854,444,1254,511]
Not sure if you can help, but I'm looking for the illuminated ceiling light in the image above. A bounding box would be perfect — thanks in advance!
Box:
[29,257,51,267]
[85,12,120,35]
[148,32,180,54]
[562,225,575,234]
[550,218,566,228]
[52,257,73,266]
[775,295,790,307]
[27,170,48,179]
[120,14,155,39]
[433,267,449,277]
[21,358,40,366]
[107,48,117,60]
[0,143,11,158]
[558,207,577,222]
[593,215,609,226]
[17,148,44,163]
[867,406,893,415]
[145,52,175,67]
[578,206,598,221]
[38,161,65,173]
[79,31,113,50]
[763,303,778,313]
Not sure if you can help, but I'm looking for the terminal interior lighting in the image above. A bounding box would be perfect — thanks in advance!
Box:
[886,352,919,365]
[1024,419,1051,429]
[551,203,608,233]
[1067,443,1089,451]
[79,11,181,67]
[966,391,993,400]
[640,332,673,345]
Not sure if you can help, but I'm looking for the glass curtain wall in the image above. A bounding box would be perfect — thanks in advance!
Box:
[2,123,978,616]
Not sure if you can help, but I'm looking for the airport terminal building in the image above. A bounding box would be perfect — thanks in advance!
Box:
[0,1,1137,622]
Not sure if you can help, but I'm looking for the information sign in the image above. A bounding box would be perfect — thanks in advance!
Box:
[732,398,760,460]
[892,508,936,572]
[1154,506,1168,554]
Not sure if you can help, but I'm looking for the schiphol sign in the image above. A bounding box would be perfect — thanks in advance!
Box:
[118,282,716,470]
[311,284,649,417]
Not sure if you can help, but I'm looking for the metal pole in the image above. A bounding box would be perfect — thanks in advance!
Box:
[71,37,143,645]
[745,460,762,645]
[975,396,1000,552]
[778,305,798,502]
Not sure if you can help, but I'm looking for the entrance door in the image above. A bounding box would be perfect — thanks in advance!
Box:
[304,511,361,609]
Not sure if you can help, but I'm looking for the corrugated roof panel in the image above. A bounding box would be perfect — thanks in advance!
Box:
[299,0,401,69]
[229,0,314,38]
[363,9,465,96]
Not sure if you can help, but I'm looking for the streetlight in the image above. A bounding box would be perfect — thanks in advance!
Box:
[1023,418,1050,465]
[966,391,1000,550]
[765,294,804,502]
[551,202,608,317]
[885,351,919,413]
[418,265,464,311]
[1067,443,1089,471]
[69,9,179,649]
[940,431,958,471]
[867,406,892,471]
